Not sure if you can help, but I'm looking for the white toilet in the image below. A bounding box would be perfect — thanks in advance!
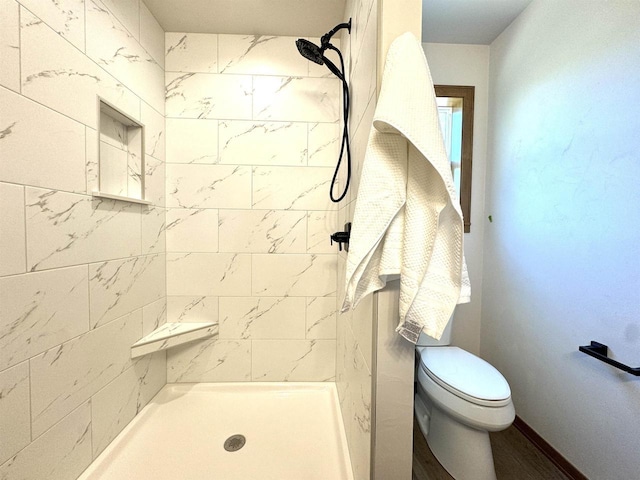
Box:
[414,321,515,480]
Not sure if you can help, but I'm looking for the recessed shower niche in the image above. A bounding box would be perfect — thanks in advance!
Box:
[93,98,151,204]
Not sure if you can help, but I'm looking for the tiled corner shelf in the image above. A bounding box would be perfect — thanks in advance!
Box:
[131,322,218,359]
[92,191,152,205]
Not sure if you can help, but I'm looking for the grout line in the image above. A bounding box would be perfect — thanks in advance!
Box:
[22,185,28,272]
[0,251,164,279]
[18,2,22,94]
[28,358,33,442]
[138,0,141,46]
[86,264,91,332]
[89,395,94,459]
[84,0,87,54]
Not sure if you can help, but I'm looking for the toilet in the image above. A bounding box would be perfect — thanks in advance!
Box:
[414,321,515,480]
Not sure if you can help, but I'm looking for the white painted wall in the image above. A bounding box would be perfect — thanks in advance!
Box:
[422,43,490,355]
[482,1,640,478]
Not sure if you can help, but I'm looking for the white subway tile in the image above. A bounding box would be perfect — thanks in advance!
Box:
[99,111,127,149]
[165,33,218,73]
[86,127,99,194]
[252,254,337,297]
[141,206,166,255]
[349,88,376,202]
[127,150,143,201]
[167,253,251,296]
[341,324,372,480]
[29,310,142,437]
[166,208,219,253]
[0,265,89,371]
[142,297,167,336]
[308,122,341,167]
[139,2,165,68]
[306,297,337,339]
[99,0,139,40]
[145,155,166,206]
[166,118,218,164]
[307,211,338,253]
[167,295,219,323]
[21,8,139,128]
[254,76,340,122]
[349,2,377,133]
[0,182,26,277]
[86,0,164,114]
[218,209,306,253]
[0,0,20,92]
[218,120,307,166]
[252,339,336,381]
[218,34,307,76]
[25,188,141,271]
[99,141,129,197]
[141,101,166,162]
[89,254,164,329]
[167,339,251,382]
[0,402,92,480]
[166,164,251,208]
[166,72,252,120]
[219,296,306,339]
[91,352,165,457]
[350,296,374,372]
[18,0,85,51]
[0,362,30,465]
[252,166,334,211]
[0,88,87,193]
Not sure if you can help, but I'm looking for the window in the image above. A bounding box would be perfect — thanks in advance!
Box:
[435,85,474,233]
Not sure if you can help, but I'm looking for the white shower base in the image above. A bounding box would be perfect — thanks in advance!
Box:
[79,382,353,480]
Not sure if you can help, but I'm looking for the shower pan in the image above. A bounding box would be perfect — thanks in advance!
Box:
[79,383,353,480]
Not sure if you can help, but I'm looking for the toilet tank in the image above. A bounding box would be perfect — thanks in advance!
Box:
[416,316,453,346]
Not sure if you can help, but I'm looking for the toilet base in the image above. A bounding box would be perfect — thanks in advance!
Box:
[426,404,497,480]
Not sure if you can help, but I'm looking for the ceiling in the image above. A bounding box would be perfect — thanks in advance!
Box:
[144,0,532,44]
[143,0,347,38]
[422,0,533,44]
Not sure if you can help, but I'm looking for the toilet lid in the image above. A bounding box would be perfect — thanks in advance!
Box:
[419,347,511,402]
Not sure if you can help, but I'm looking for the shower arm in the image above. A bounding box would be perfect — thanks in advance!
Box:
[320,20,352,48]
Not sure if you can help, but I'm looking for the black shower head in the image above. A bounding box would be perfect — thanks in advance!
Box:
[296,39,324,65]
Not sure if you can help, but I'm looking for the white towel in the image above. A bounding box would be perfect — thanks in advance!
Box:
[341,32,471,343]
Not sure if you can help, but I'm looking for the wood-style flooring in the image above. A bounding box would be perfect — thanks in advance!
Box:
[412,420,570,480]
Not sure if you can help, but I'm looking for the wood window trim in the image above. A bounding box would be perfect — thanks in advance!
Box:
[434,85,474,233]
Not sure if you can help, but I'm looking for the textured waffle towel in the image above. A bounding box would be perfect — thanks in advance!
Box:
[341,32,471,343]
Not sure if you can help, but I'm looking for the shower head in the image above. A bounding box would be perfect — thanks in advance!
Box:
[295,19,352,68]
[295,20,353,204]
[296,39,324,65]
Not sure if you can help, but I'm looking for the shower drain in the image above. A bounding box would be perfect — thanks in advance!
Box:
[223,434,246,452]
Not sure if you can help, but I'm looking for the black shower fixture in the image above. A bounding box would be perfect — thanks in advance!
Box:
[296,19,352,203]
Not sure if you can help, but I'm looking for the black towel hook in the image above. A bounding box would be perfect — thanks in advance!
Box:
[579,341,640,376]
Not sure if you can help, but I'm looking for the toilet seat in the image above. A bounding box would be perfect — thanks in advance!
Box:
[419,347,511,407]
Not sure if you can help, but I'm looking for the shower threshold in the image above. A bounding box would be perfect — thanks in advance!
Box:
[78,382,353,480]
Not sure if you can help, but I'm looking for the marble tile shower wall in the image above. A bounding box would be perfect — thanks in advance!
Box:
[335,0,378,479]
[0,1,167,478]
[164,33,341,382]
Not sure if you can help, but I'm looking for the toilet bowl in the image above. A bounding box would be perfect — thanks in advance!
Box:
[415,330,515,480]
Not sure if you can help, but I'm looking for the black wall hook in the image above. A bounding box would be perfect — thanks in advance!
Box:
[331,222,351,252]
